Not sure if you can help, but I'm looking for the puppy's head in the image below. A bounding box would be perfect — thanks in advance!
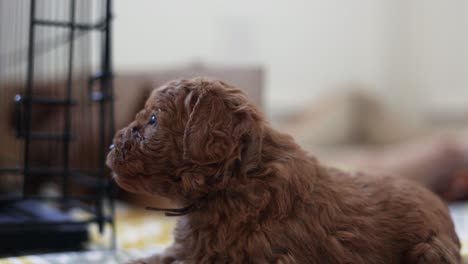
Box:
[106,78,263,201]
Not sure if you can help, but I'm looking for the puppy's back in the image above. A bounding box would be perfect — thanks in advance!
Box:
[327,167,461,263]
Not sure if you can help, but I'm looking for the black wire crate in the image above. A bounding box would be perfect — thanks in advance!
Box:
[0,0,115,256]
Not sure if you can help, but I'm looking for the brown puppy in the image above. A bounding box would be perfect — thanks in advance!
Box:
[107,78,461,264]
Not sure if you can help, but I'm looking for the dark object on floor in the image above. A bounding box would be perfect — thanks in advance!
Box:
[0,200,87,256]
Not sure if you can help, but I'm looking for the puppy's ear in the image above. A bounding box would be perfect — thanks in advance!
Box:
[183,87,257,165]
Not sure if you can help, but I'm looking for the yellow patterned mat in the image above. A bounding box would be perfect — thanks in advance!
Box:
[89,203,176,250]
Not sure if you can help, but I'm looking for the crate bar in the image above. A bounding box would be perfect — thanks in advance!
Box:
[0,218,113,229]
[62,0,77,202]
[17,132,73,141]
[0,195,101,203]
[17,96,77,105]
[33,19,106,30]
[23,0,36,196]
[0,168,99,176]
[99,0,116,249]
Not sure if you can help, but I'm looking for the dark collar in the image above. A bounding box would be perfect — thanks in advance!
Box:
[145,196,208,216]
[145,159,240,217]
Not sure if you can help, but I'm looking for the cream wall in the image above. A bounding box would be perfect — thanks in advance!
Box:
[113,0,468,119]
[113,0,390,116]
[382,0,468,123]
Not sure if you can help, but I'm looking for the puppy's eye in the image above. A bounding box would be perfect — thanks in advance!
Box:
[148,113,157,125]
[148,114,157,125]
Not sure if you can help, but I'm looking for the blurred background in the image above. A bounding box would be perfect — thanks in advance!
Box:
[1,0,468,262]
[111,0,468,201]
[114,0,468,122]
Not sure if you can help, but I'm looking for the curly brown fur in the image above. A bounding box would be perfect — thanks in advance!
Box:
[107,78,461,264]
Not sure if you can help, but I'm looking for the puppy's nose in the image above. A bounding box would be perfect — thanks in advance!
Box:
[131,126,139,134]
